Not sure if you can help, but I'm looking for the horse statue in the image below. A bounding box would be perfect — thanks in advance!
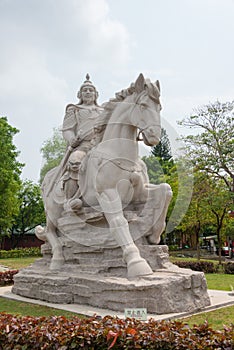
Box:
[36,73,172,279]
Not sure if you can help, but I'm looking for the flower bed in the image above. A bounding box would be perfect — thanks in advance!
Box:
[0,270,18,286]
[0,314,233,349]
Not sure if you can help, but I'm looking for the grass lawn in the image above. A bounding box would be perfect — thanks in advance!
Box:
[0,297,83,318]
[0,256,40,270]
[205,273,234,291]
[181,305,234,330]
[1,256,234,330]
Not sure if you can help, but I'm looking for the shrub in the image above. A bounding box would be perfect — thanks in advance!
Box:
[224,261,234,274]
[0,270,18,286]
[0,247,42,259]
[168,244,179,251]
[0,314,233,349]
[173,260,216,273]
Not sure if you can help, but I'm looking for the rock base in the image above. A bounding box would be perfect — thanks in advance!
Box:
[12,245,211,314]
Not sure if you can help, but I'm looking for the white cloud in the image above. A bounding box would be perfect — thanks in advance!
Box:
[0,0,131,181]
[1,0,234,181]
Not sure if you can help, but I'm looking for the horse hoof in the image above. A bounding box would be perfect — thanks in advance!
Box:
[127,258,153,279]
[49,259,64,270]
[70,198,83,210]
[123,245,153,278]
[35,225,47,241]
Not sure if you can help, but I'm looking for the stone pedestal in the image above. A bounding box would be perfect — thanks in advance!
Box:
[12,245,211,314]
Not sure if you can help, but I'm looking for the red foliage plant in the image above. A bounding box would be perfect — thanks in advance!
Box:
[0,314,233,349]
[0,270,18,286]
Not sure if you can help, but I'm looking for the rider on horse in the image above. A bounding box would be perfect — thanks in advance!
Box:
[55,74,104,210]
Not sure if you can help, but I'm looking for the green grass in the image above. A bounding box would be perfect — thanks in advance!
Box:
[206,273,234,291]
[181,305,234,330]
[0,297,83,318]
[0,256,39,269]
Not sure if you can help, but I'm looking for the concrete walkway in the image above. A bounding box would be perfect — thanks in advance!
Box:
[0,286,234,321]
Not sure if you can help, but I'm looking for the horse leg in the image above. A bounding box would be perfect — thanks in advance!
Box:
[136,183,172,244]
[46,218,65,270]
[97,189,153,278]
[36,218,65,270]
[146,183,172,244]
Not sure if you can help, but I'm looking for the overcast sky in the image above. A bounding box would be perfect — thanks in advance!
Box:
[1,0,234,182]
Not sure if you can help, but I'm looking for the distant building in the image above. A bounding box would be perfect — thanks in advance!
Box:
[0,228,43,250]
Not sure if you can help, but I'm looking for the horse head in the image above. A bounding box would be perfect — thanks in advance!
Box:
[130,73,162,146]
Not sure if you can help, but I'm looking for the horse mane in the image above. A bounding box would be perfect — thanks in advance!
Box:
[103,79,160,120]
[94,79,160,140]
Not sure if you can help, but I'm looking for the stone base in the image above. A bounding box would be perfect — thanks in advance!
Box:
[12,245,211,314]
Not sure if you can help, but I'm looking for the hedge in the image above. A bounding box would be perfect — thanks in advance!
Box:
[224,262,234,274]
[173,260,234,274]
[173,260,217,273]
[0,247,42,259]
[0,314,233,349]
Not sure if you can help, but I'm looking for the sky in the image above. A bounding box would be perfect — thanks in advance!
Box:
[1,0,234,182]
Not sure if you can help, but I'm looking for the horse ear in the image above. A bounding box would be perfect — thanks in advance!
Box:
[135,73,145,93]
[155,80,160,92]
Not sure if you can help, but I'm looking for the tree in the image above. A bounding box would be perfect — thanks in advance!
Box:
[203,178,233,263]
[177,172,233,263]
[143,128,174,184]
[0,117,23,236]
[178,101,234,193]
[142,129,180,244]
[177,173,212,252]
[40,128,67,183]
[9,180,46,246]
[177,100,234,259]
[142,156,167,185]
[151,128,172,162]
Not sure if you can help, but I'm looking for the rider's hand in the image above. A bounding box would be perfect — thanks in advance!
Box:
[94,125,103,133]
[70,136,80,148]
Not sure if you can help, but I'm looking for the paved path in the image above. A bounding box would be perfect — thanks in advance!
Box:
[0,265,9,272]
[0,286,234,321]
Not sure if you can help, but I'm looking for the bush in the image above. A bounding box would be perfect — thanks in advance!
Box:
[168,244,180,251]
[0,247,42,259]
[0,270,18,286]
[224,261,234,274]
[0,314,233,349]
[173,260,217,273]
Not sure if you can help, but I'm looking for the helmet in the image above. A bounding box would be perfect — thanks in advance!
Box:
[77,74,97,95]
[77,74,99,105]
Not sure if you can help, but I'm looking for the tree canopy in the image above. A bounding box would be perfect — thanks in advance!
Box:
[10,180,46,236]
[151,128,172,162]
[178,101,234,192]
[176,100,234,253]
[0,117,23,235]
[40,128,67,183]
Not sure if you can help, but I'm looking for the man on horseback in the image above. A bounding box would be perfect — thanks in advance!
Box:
[60,74,104,205]
[62,73,104,153]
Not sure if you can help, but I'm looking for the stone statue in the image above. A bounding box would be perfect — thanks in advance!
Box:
[13,73,211,315]
[62,73,104,154]
[36,73,172,276]
[50,75,104,204]
[61,150,86,212]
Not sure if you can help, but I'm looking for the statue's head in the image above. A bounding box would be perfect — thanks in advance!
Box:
[68,150,86,172]
[77,74,99,106]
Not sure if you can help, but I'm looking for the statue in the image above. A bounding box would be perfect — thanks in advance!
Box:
[37,73,172,277]
[13,73,211,315]
[62,73,104,154]
[61,150,86,212]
